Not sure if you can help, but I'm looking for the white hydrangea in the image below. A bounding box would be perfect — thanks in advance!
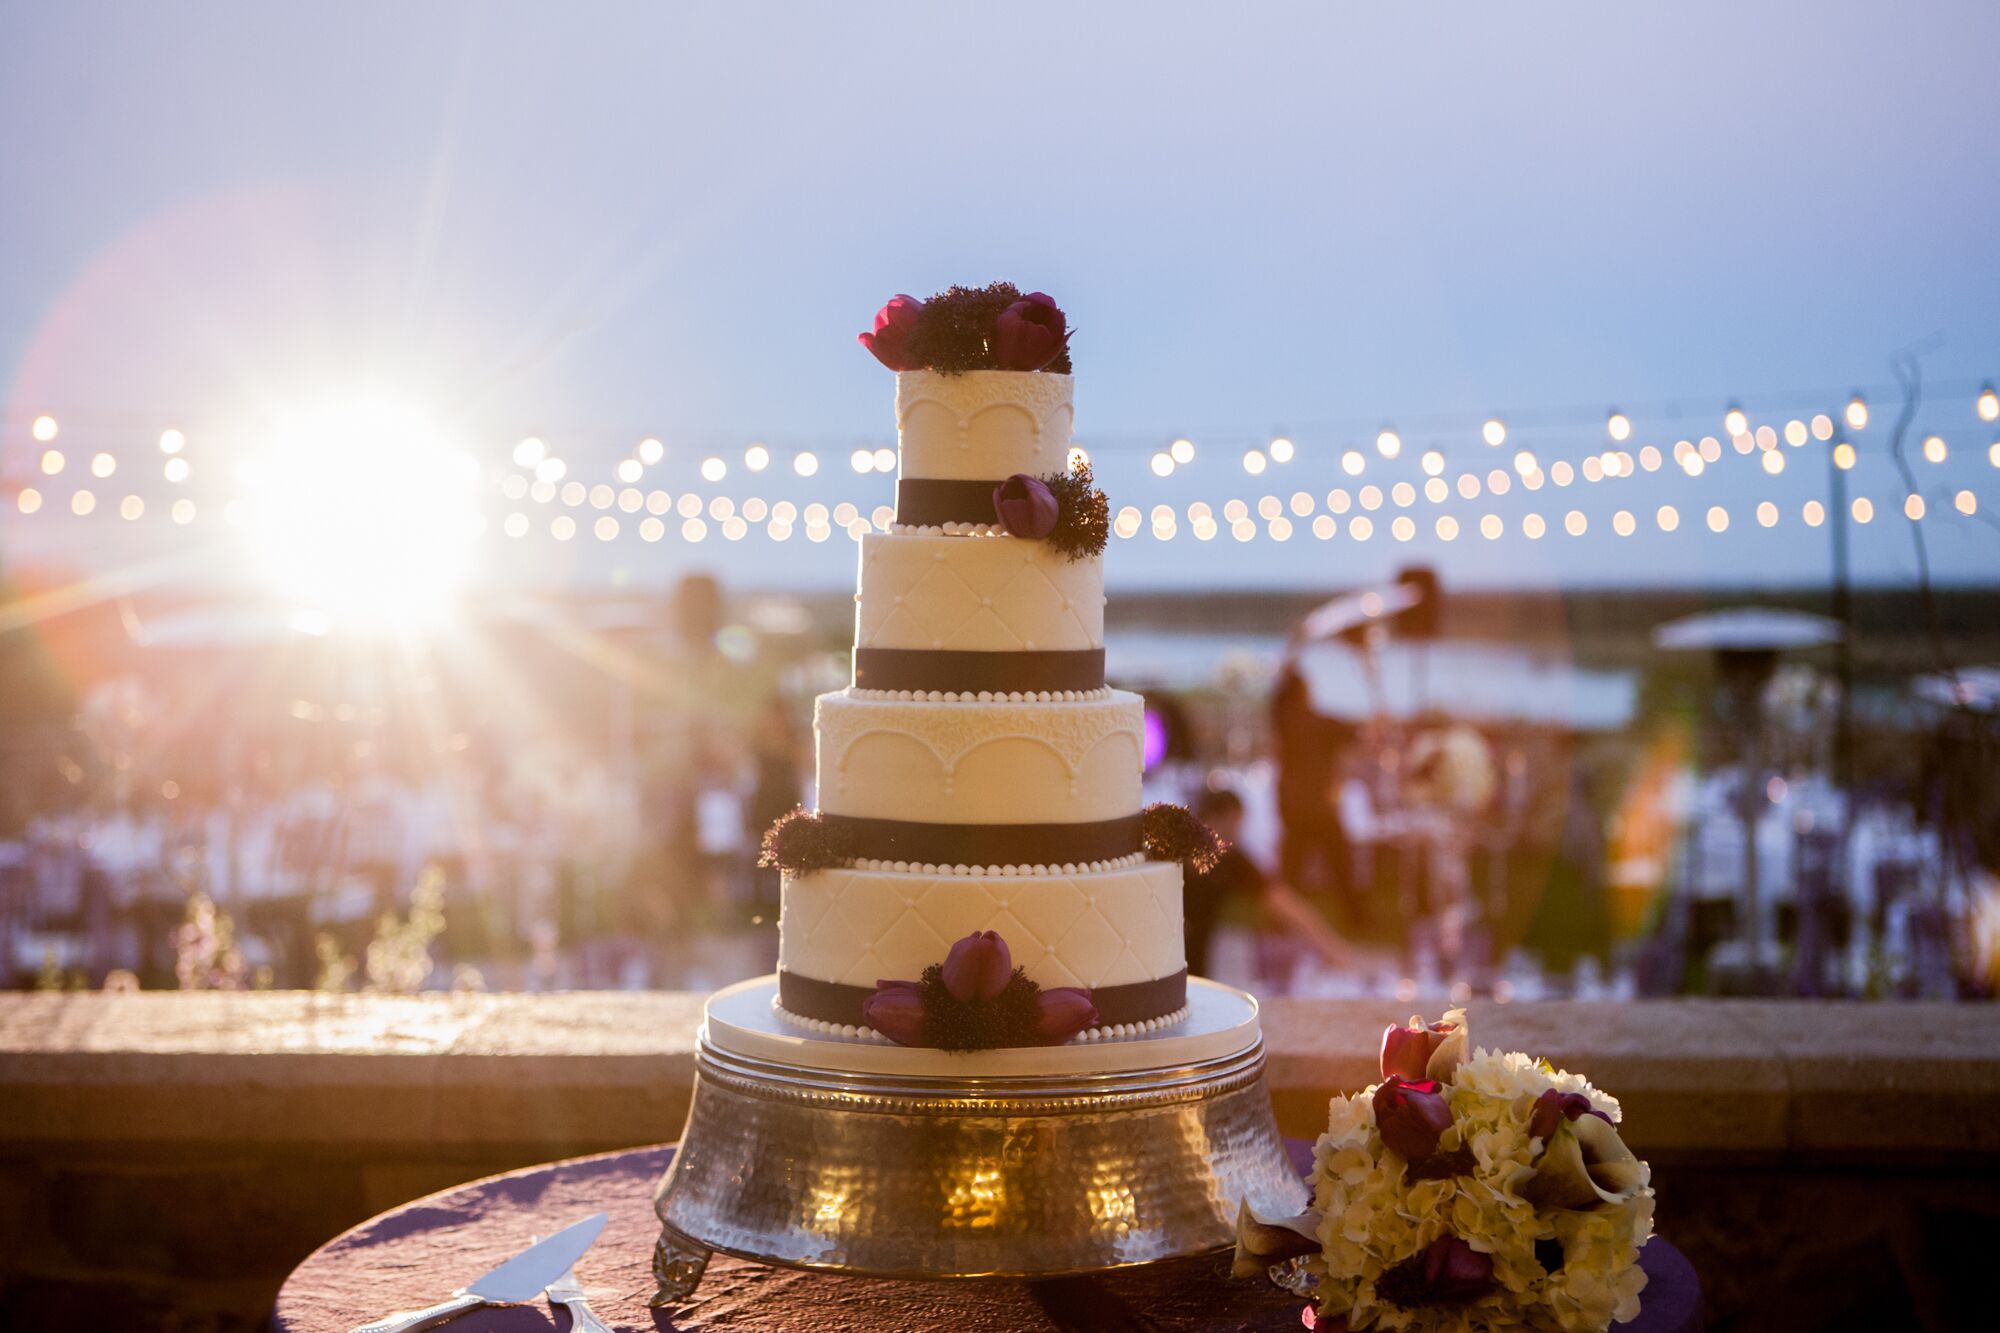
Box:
[1300,1045,1653,1332]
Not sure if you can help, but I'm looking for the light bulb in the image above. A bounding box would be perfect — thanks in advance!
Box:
[1845,394,1869,431]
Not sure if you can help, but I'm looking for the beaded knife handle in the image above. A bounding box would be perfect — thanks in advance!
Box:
[347,1290,485,1333]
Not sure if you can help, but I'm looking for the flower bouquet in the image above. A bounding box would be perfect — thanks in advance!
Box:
[1235,1010,1654,1332]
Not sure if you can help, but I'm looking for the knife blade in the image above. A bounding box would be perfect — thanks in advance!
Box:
[348,1211,609,1333]
[465,1211,609,1303]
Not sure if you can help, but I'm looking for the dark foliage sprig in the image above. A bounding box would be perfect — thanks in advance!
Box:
[916,963,1044,1051]
[1141,802,1227,875]
[1039,461,1109,561]
[1404,1145,1477,1182]
[904,282,1025,375]
[757,807,855,875]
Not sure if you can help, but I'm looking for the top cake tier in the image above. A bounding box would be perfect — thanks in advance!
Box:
[894,370,1074,527]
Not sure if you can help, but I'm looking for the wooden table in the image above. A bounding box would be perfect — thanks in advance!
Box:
[272,1142,1701,1331]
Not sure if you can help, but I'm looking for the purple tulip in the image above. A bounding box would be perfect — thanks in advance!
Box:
[1418,1235,1495,1304]
[991,474,1060,539]
[1371,1077,1454,1162]
[942,930,1013,1003]
[862,979,927,1045]
[858,294,924,371]
[1527,1088,1614,1142]
[1033,987,1099,1044]
[992,292,1069,371]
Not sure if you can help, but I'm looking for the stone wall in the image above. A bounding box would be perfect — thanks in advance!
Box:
[3,993,1995,1331]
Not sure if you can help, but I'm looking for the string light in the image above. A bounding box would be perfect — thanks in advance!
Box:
[1170,438,1196,465]
[1845,393,1869,430]
[1350,515,1374,541]
[641,517,665,541]
[164,457,190,483]
[1359,485,1383,511]
[619,487,643,512]
[1607,411,1631,442]
[1757,501,1778,527]
[1513,450,1537,478]
[1455,473,1480,500]
[1289,491,1314,516]
[1810,414,1834,441]
[1425,477,1449,503]
[1241,449,1266,475]
[119,495,143,520]
[1391,515,1415,541]
[503,512,529,537]
[552,514,576,541]
[1376,429,1402,458]
[1580,457,1602,483]
[561,481,586,506]
[1268,515,1293,540]
[159,429,185,455]
[1922,435,1947,464]
[1638,445,1661,472]
[872,447,895,472]
[1486,468,1511,495]
[1700,436,1722,463]
[1522,513,1546,539]
[1957,489,1977,514]
[851,448,875,474]
[1268,436,1295,464]
[1232,518,1255,542]
[745,443,770,472]
[1833,442,1857,470]
[1724,406,1748,438]
[1762,450,1785,475]
[1435,514,1460,541]
[1391,481,1416,507]
[678,494,702,518]
[1152,451,1177,477]
[1612,509,1635,536]
[1706,505,1729,533]
[1421,450,1445,477]
[1656,504,1679,532]
[17,488,42,514]
[1521,468,1545,490]
[1552,461,1575,487]
[794,451,819,476]
[1067,446,1090,469]
[39,449,63,475]
[1851,497,1873,523]
[638,437,665,465]
[1784,420,1808,447]
[90,453,116,478]
[725,516,750,541]
[1990,442,2000,468]
[1482,418,1506,447]
[530,479,555,503]
[1979,384,1999,422]
[1802,501,1824,527]
[708,495,734,520]
[1341,449,1366,476]
[1903,494,1925,521]
[615,458,642,484]
[683,517,708,542]
[1325,489,1350,514]
[32,415,58,441]
[171,499,195,525]
[1224,499,1249,522]
[514,438,546,467]
[535,457,566,483]
[646,490,671,514]
[1113,506,1141,538]
[1311,515,1335,539]
[590,483,615,509]
[594,516,619,541]
[1479,513,1502,539]
[1563,510,1587,536]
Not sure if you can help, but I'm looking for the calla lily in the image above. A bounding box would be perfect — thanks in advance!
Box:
[1521,1107,1647,1210]
[1371,1077,1455,1162]
[992,474,1061,539]
[1229,1200,1323,1279]
[1032,986,1098,1044]
[858,294,924,371]
[861,979,926,1045]
[1527,1088,1614,1143]
[941,930,1013,1002]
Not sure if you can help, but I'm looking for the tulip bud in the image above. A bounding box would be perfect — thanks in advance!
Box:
[992,293,1069,371]
[1419,1235,1495,1304]
[991,474,1061,539]
[1032,986,1098,1044]
[1371,1076,1454,1162]
[861,979,927,1046]
[1379,1012,1468,1083]
[857,294,924,371]
[1527,1088,1610,1143]
[941,930,1013,1003]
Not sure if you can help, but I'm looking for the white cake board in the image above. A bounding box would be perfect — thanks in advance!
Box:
[704,974,1262,1078]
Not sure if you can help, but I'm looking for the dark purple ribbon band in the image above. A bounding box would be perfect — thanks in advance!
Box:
[779,968,1189,1030]
[896,477,1007,527]
[853,647,1105,694]
[817,812,1143,865]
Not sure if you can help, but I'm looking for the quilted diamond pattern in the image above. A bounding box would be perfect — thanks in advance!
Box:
[780,863,1183,990]
[857,534,1100,652]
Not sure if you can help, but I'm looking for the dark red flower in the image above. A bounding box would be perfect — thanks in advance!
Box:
[1527,1088,1614,1142]
[992,292,1069,371]
[991,474,1060,538]
[1418,1235,1495,1304]
[1032,987,1098,1044]
[1372,1077,1454,1162]
[941,930,1013,1003]
[862,979,926,1045]
[1380,1017,1459,1082]
[858,294,924,371]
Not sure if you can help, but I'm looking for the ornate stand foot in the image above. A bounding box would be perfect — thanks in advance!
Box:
[650,1226,712,1305]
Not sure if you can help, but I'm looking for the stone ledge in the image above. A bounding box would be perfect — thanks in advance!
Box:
[4,992,1994,1160]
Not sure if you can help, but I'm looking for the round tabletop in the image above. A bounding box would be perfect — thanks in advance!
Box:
[273,1142,1701,1332]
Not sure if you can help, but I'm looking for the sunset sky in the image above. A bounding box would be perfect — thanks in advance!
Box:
[4,1,1997,593]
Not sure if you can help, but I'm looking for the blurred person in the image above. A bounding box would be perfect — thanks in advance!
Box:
[1270,662,1367,934]
[1186,786,1383,987]
[744,696,802,927]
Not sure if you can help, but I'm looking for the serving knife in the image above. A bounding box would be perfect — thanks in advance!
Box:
[348,1210,609,1333]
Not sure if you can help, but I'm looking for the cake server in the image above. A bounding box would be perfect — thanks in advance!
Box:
[347,1210,609,1333]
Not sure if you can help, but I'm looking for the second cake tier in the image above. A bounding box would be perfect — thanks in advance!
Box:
[813,688,1146,864]
[778,857,1187,1026]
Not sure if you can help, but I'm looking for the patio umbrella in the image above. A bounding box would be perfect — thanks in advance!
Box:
[1654,606,1843,993]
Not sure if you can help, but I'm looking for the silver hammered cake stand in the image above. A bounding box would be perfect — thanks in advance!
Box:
[649,975,1308,1300]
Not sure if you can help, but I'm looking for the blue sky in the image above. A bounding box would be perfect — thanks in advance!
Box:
[3,1,1998,593]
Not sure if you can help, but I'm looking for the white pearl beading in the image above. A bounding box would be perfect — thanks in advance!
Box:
[848,687,1113,704]
[1074,1005,1192,1042]
[845,852,1148,876]
[772,996,1191,1047]
[889,522,1011,538]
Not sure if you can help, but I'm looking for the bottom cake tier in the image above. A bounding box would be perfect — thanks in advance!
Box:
[778,857,1187,1028]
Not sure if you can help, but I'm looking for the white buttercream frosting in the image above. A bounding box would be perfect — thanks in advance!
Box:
[895,370,1074,481]
[856,530,1104,653]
